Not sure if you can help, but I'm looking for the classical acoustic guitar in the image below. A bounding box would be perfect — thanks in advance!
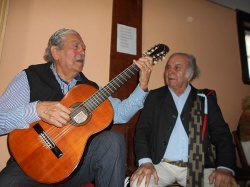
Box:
[8,43,169,184]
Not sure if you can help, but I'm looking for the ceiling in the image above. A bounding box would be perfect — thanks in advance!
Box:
[208,0,250,14]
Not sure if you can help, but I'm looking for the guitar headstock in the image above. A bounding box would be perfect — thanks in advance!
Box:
[143,43,170,65]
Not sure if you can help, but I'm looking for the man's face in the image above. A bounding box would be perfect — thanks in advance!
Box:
[165,54,191,93]
[56,33,86,76]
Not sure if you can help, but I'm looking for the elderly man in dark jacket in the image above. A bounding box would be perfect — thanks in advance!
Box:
[130,52,237,187]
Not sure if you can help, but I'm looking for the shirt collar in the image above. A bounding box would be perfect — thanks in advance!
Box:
[168,83,191,98]
[50,63,81,83]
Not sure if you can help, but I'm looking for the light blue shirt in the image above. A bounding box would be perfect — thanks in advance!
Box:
[163,84,191,162]
[0,67,148,135]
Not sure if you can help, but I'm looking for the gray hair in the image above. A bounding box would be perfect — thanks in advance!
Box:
[168,52,200,82]
[43,28,81,62]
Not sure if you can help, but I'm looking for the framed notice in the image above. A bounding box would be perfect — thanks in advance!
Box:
[117,24,137,55]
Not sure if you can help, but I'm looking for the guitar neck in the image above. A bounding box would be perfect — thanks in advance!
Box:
[77,43,169,114]
[84,63,139,113]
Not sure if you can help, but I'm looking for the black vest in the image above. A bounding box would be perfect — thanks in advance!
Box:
[25,62,99,102]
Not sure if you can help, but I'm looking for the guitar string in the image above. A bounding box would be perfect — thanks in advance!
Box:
[52,125,74,143]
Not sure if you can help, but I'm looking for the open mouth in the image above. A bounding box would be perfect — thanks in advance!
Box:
[74,57,85,63]
[168,77,175,80]
[75,59,84,63]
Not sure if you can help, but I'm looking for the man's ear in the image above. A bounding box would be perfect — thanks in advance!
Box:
[187,70,194,82]
[51,46,60,61]
[189,71,194,80]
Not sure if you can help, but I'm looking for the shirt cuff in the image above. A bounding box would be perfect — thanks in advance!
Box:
[138,158,153,166]
[217,166,235,176]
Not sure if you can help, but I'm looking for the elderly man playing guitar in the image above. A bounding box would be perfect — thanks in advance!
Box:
[0,28,168,187]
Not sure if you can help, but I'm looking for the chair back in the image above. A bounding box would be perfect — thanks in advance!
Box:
[233,130,250,171]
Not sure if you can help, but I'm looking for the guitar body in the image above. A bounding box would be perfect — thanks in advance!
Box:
[8,84,114,184]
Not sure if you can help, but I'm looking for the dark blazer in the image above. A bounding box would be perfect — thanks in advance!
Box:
[134,84,236,170]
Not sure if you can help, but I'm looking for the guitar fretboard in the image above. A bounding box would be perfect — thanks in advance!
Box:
[80,63,139,113]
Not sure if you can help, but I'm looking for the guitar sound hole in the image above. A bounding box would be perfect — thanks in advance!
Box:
[70,103,91,126]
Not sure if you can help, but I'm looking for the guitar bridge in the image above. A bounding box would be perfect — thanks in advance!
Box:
[33,123,63,159]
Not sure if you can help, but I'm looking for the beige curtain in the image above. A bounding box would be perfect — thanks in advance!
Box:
[0,0,9,61]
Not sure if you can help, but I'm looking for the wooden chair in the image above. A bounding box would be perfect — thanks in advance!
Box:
[232,131,250,183]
